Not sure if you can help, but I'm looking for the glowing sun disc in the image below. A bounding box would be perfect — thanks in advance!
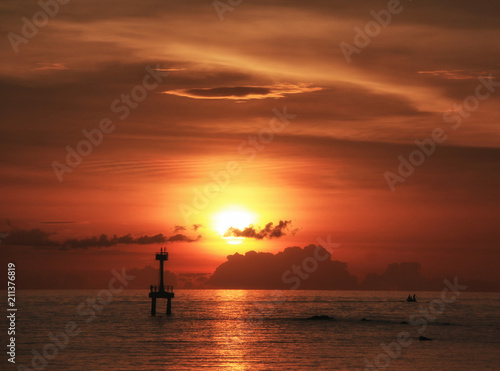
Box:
[214,209,254,244]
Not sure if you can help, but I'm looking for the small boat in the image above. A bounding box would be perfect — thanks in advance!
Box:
[406,294,417,302]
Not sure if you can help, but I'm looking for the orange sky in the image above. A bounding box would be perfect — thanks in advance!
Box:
[0,0,499,287]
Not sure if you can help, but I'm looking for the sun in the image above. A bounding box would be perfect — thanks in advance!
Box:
[214,208,255,245]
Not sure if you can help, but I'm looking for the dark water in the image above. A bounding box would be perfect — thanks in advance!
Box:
[6,290,500,370]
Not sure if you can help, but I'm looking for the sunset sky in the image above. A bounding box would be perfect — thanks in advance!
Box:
[1,0,499,287]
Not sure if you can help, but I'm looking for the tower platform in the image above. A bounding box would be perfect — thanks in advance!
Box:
[149,286,175,299]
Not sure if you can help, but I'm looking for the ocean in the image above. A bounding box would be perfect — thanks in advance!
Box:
[6,289,500,370]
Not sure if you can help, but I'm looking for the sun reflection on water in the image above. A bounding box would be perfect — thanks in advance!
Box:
[211,290,253,370]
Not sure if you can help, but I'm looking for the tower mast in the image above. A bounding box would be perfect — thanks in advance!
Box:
[148,247,174,316]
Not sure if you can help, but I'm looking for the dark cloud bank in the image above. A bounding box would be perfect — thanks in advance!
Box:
[206,245,499,292]
[2,237,498,291]
[208,245,357,289]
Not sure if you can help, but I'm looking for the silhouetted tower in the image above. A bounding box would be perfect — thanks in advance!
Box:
[148,247,174,316]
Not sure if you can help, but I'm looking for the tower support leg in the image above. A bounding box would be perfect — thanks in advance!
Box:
[151,297,156,316]
[166,298,172,316]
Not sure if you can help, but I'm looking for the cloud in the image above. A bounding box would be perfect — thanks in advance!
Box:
[62,234,123,249]
[207,248,499,291]
[174,224,203,233]
[40,221,78,224]
[178,273,211,289]
[417,70,491,80]
[61,233,201,249]
[0,228,201,249]
[361,262,431,291]
[32,63,69,72]
[207,244,358,289]
[0,229,58,247]
[165,234,201,243]
[223,220,295,240]
[155,68,186,72]
[163,83,322,100]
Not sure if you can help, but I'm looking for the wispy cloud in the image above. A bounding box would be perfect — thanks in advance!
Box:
[0,228,201,250]
[31,63,69,71]
[40,221,78,224]
[61,232,201,249]
[224,220,296,240]
[156,67,186,72]
[163,83,322,100]
[1,229,58,247]
[174,225,187,232]
[417,69,491,80]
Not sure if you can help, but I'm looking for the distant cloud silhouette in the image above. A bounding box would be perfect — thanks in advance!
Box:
[361,262,432,291]
[165,234,201,243]
[223,220,295,240]
[61,233,201,249]
[178,273,211,289]
[1,228,58,247]
[126,265,177,290]
[175,224,201,232]
[0,228,201,250]
[207,244,358,289]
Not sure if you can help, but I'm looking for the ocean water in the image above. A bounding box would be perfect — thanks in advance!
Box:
[7,290,500,370]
